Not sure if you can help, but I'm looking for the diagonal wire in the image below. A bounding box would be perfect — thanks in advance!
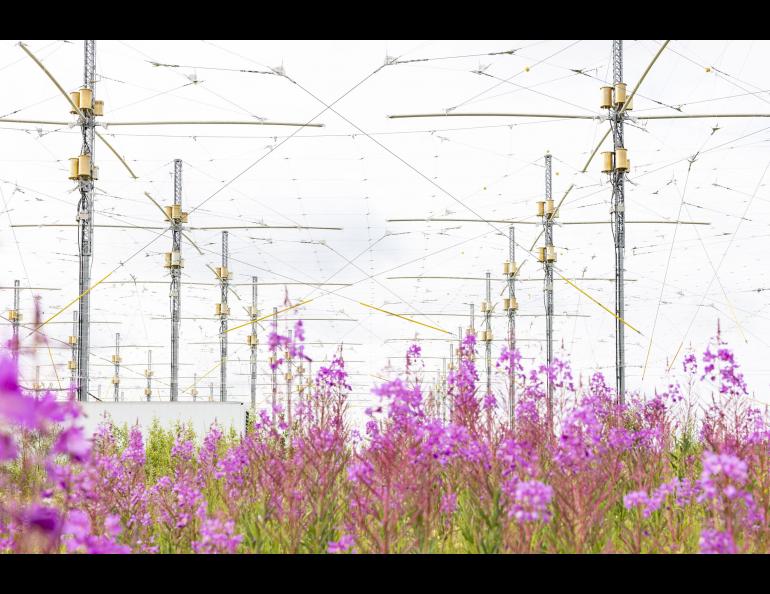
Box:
[188,65,386,215]
[667,159,770,371]
[280,68,641,335]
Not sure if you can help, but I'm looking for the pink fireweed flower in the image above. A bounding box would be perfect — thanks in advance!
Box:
[503,480,553,523]
[0,432,18,462]
[406,343,422,370]
[121,426,145,466]
[62,510,130,554]
[52,426,91,462]
[624,491,651,511]
[440,492,458,515]
[683,352,697,376]
[328,534,355,553]
[699,451,748,502]
[192,513,242,554]
[497,439,537,480]
[699,529,737,554]
[347,460,374,485]
[20,504,62,537]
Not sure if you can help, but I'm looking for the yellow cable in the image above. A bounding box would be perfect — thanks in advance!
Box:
[358,301,451,335]
[223,299,315,334]
[556,273,642,335]
[27,269,114,337]
[181,359,222,394]
[45,340,62,391]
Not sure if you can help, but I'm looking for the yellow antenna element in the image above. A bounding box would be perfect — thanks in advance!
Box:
[182,360,222,394]
[557,273,642,335]
[619,40,670,118]
[224,300,315,334]
[19,42,138,180]
[581,40,670,173]
[29,269,114,336]
[358,301,451,335]
[667,341,685,373]
[96,132,138,178]
[46,341,62,391]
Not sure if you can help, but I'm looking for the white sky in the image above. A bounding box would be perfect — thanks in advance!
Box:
[2,40,769,418]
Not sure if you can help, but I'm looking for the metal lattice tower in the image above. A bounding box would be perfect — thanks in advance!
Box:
[505,226,517,427]
[286,329,293,426]
[543,152,555,422]
[611,40,627,404]
[70,311,78,388]
[113,333,120,401]
[170,159,183,401]
[455,325,462,421]
[448,343,454,422]
[249,276,258,410]
[271,306,278,422]
[441,356,447,422]
[11,280,20,360]
[297,356,305,409]
[145,350,152,401]
[76,39,96,402]
[219,231,229,402]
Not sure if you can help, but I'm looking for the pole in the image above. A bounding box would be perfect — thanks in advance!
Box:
[250,275,258,410]
[70,311,77,389]
[611,40,627,404]
[113,332,120,401]
[191,373,198,401]
[286,329,293,427]
[544,152,555,424]
[441,356,447,423]
[272,306,278,423]
[11,280,20,360]
[76,40,97,402]
[170,159,183,401]
[145,349,152,402]
[219,231,229,401]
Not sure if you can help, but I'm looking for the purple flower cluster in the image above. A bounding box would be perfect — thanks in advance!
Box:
[503,480,553,523]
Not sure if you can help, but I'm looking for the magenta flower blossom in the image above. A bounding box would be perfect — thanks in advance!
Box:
[192,514,242,554]
[0,432,18,462]
[504,480,553,523]
[440,492,458,515]
[623,491,650,511]
[699,451,748,502]
[328,534,355,553]
[700,529,736,554]
[62,510,130,554]
[22,505,62,535]
[52,426,91,462]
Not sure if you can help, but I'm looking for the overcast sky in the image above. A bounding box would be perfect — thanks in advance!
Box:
[2,40,769,418]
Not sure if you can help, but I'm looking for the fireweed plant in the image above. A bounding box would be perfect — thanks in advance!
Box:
[1,321,770,554]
